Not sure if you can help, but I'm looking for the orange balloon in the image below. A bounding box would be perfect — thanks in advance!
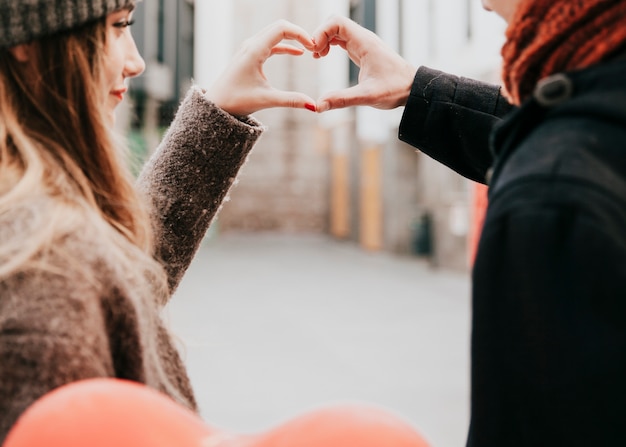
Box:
[3,379,218,447]
[4,379,431,447]
[249,405,431,447]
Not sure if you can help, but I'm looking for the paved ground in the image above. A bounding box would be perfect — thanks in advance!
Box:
[165,233,472,447]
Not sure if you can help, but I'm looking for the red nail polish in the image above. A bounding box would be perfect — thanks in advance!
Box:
[305,103,316,112]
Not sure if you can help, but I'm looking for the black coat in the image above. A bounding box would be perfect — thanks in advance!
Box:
[399,59,626,446]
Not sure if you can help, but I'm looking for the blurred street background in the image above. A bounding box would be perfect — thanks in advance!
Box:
[124,1,509,445]
[166,233,471,447]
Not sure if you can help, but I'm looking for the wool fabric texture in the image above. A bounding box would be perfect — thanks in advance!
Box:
[501,0,626,105]
[0,86,265,443]
[0,0,135,49]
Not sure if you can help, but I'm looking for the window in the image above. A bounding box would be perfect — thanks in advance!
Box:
[349,0,376,85]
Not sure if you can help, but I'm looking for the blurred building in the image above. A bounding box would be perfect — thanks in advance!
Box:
[127,0,505,271]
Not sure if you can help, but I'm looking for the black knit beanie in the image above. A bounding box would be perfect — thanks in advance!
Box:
[0,0,136,49]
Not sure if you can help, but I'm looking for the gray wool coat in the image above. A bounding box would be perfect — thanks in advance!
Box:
[0,87,264,442]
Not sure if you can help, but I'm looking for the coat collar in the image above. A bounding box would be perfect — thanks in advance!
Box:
[487,57,626,190]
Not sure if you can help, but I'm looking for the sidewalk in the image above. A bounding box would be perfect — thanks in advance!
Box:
[165,233,471,447]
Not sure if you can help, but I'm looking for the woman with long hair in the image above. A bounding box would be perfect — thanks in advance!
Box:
[311,0,626,445]
[0,0,316,440]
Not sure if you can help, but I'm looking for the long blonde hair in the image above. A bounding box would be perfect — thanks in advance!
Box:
[0,19,163,286]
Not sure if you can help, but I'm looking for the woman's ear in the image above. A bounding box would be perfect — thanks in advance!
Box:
[8,43,34,62]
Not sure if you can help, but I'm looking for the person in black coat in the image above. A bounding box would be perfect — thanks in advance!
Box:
[311,0,626,445]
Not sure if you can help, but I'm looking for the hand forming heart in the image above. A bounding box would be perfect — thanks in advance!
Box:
[204,16,416,117]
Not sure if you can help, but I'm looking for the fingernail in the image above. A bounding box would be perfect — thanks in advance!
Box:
[317,102,329,113]
[305,103,317,112]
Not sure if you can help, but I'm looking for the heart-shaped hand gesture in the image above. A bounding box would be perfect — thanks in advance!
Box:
[204,16,417,117]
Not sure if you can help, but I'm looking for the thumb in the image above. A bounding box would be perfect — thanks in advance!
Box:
[269,90,318,112]
[316,85,369,113]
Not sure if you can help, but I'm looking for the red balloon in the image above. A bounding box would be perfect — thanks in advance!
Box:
[4,379,431,447]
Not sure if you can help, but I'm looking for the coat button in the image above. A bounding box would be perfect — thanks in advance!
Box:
[533,73,574,107]
[485,166,494,185]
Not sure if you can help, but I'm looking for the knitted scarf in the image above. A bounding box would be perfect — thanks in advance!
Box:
[501,0,626,105]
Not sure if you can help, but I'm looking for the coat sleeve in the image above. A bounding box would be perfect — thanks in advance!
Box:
[136,86,264,296]
[399,66,514,184]
[0,272,115,443]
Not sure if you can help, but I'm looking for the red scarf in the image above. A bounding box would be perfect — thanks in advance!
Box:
[501,0,626,105]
